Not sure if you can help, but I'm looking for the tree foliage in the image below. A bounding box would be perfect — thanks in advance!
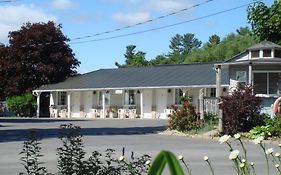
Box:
[169,33,202,55]
[115,45,149,68]
[0,44,8,100]
[184,27,257,63]
[0,21,80,99]
[248,0,281,44]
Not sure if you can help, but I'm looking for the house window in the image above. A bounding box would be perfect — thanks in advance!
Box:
[124,90,135,105]
[251,50,259,58]
[275,50,281,58]
[58,92,67,105]
[263,50,271,57]
[175,89,183,105]
[254,73,267,94]
[254,72,281,95]
[209,88,216,97]
[236,71,247,86]
[98,91,110,106]
[269,73,280,94]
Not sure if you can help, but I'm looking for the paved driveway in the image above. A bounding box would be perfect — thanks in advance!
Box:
[0,118,278,175]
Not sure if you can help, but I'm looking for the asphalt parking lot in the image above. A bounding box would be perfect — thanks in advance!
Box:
[0,118,278,175]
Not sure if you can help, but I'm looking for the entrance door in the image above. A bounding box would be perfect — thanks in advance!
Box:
[40,92,50,117]
[156,89,167,119]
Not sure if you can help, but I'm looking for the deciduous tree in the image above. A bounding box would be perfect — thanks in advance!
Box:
[247,0,281,44]
[2,21,80,97]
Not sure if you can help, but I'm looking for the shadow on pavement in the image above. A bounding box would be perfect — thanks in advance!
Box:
[0,125,167,143]
[0,118,86,123]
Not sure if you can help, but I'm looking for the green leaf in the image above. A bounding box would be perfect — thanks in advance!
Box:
[148,150,184,175]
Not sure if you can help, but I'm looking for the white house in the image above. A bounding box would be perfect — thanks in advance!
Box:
[33,41,281,119]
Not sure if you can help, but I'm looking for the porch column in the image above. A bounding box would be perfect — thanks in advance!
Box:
[102,91,105,118]
[50,92,54,106]
[36,92,41,118]
[140,90,144,119]
[248,62,253,85]
[215,65,223,132]
[199,88,204,120]
[67,92,71,118]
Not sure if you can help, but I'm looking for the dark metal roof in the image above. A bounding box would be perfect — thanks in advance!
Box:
[247,41,281,51]
[35,63,229,91]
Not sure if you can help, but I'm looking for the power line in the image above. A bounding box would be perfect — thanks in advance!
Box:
[23,0,215,47]
[69,2,255,45]
[70,0,215,41]
[23,1,257,47]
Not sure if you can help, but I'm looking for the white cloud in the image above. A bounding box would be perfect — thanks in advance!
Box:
[51,0,74,10]
[145,0,193,13]
[0,5,56,43]
[109,0,193,25]
[112,11,150,25]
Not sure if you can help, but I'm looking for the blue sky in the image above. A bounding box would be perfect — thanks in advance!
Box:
[0,0,273,73]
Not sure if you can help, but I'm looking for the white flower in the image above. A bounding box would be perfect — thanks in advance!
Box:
[219,135,231,144]
[279,144,281,147]
[240,163,245,168]
[203,156,209,161]
[145,160,150,165]
[250,162,254,166]
[275,153,280,157]
[241,159,246,163]
[253,136,264,144]
[265,148,274,155]
[119,156,124,161]
[229,150,240,160]
[276,164,280,168]
[234,133,241,140]
[178,155,184,160]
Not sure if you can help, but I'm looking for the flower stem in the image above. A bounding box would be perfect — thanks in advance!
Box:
[260,143,269,175]
[206,160,215,175]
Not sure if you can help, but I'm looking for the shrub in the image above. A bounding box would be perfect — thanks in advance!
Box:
[248,125,272,139]
[19,132,48,175]
[168,98,200,132]
[220,86,263,135]
[6,93,36,117]
[20,124,151,175]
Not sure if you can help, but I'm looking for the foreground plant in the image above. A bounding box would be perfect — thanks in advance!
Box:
[148,150,184,175]
[20,124,151,175]
[19,132,49,175]
[203,156,215,175]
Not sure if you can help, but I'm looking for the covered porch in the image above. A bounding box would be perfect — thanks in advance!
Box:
[34,86,222,119]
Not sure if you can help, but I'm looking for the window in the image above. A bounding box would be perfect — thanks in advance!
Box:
[275,50,281,58]
[251,50,259,58]
[210,88,216,97]
[236,71,247,82]
[269,73,279,94]
[99,91,110,106]
[124,90,135,105]
[58,92,67,105]
[254,73,267,94]
[254,72,281,95]
[175,89,183,105]
[263,50,271,57]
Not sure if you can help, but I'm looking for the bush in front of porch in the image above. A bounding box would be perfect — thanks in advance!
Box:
[168,98,201,132]
[220,86,264,135]
[6,93,36,117]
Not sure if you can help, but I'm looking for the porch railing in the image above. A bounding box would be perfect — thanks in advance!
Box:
[202,98,219,115]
